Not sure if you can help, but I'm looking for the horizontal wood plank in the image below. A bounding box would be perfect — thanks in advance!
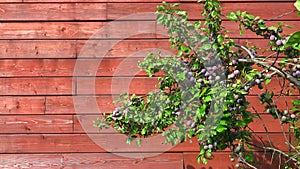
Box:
[157,21,300,39]
[0,153,183,169]
[63,153,183,169]
[0,59,76,77]
[0,21,155,40]
[0,78,74,95]
[76,39,174,58]
[0,152,287,169]
[0,3,106,21]
[107,3,299,20]
[182,0,295,1]
[0,115,73,133]
[248,77,299,95]
[0,40,76,59]
[76,77,159,95]
[75,77,299,96]
[183,152,283,169]
[46,96,118,115]
[0,133,290,153]
[0,21,298,40]
[0,58,158,77]
[0,39,286,59]
[0,58,292,78]
[21,0,296,2]
[0,39,171,59]
[246,95,299,113]
[44,95,299,115]
[23,0,179,2]
[0,96,45,115]
[74,114,289,133]
[0,154,62,169]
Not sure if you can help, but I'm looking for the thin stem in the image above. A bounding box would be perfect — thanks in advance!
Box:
[238,155,258,169]
[236,44,300,89]
[250,105,273,147]
[247,142,298,162]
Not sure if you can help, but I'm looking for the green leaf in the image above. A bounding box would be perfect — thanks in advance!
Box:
[285,31,300,49]
[228,12,238,21]
[216,125,227,132]
[247,14,254,19]
[265,78,271,85]
[245,153,254,162]
[203,95,212,102]
[206,150,212,157]
[292,99,300,106]
[157,5,164,11]
[219,120,227,125]
[295,0,300,11]
[203,44,211,50]
[141,128,147,135]
[136,138,141,147]
[285,24,293,29]
[241,11,247,18]
[202,157,208,164]
[268,26,277,31]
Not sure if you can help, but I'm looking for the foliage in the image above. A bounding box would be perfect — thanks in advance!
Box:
[95,0,300,168]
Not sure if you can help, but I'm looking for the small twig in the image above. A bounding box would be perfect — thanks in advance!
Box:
[250,105,273,147]
[271,150,276,165]
[268,9,297,21]
[287,142,300,155]
[235,153,258,169]
[279,153,282,169]
[272,100,291,150]
[247,142,298,162]
[235,44,300,89]
[247,125,267,149]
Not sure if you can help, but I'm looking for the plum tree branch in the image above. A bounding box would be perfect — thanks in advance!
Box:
[235,44,300,90]
[246,142,298,162]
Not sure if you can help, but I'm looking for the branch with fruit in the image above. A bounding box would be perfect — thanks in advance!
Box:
[94,0,300,168]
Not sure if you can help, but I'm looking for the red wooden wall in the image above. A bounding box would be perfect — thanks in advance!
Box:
[0,0,299,168]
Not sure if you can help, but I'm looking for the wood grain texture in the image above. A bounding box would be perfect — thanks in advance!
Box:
[0,39,284,59]
[0,96,45,115]
[0,78,74,95]
[183,152,283,169]
[22,0,296,2]
[0,58,292,78]
[0,40,76,59]
[0,154,62,169]
[0,1,298,168]
[0,115,73,133]
[0,21,155,40]
[0,133,291,153]
[107,3,299,20]
[44,95,299,115]
[0,39,171,59]
[0,3,106,21]
[0,153,183,169]
[23,0,179,2]
[63,153,183,169]
[246,95,299,113]
[0,21,298,40]
[76,77,159,95]
[76,39,174,58]
[46,96,116,115]
[157,21,300,39]
[74,114,289,134]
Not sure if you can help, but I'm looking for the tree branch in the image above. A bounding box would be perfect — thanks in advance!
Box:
[235,44,300,90]
[247,142,298,162]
